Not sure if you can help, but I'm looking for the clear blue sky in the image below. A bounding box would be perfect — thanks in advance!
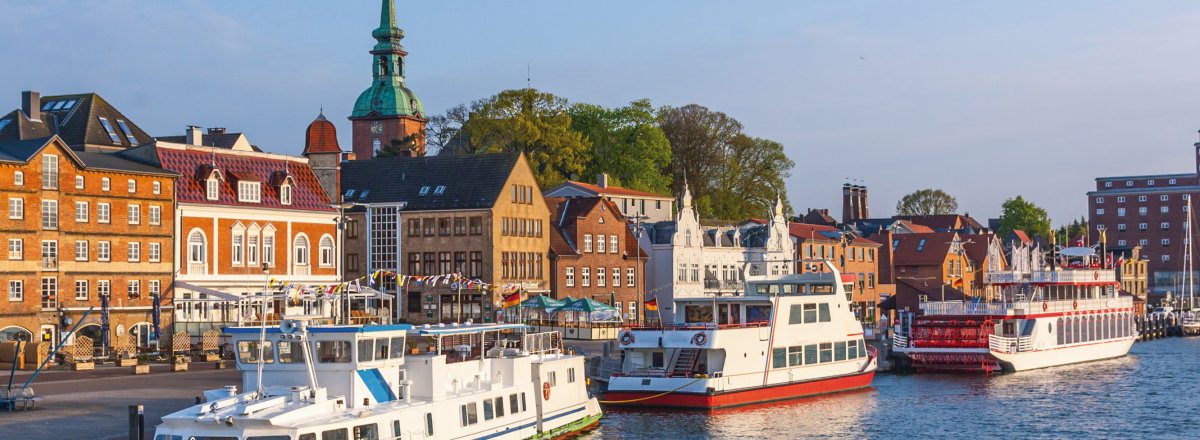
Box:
[4,0,1200,223]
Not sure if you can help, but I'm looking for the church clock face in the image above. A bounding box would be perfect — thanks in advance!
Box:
[369,121,384,134]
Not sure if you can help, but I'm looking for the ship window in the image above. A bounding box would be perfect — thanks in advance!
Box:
[391,421,401,439]
[277,341,305,363]
[803,304,817,323]
[358,339,375,362]
[509,393,520,414]
[788,346,803,366]
[352,423,378,440]
[236,340,274,364]
[811,284,834,294]
[788,305,803,324]
[483,399,495,420]
[461,402,479,426]
[819,342,833,363]
[521,392,528,412]
[389,337,405,359]
[835,341,847,361]
[321,428,348,440]
[247,436,291,440]
[425,413,434,436]
[818,303,831,322]
[848,340,859,359]
[374,338,391,360]
[548,371,557,386]
[652,351,664,369]
[494,396,505,417]
[804,344,818,365]
[771,348,786,369]
[318,340,351,363]
[783,283,802,294]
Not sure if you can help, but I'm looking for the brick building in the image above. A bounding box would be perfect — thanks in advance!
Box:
[0,136,176,352]
[546,196,648,322]
[121,131,339,334]
[544,173,675,223]
[340,152,550,324]
[777,222,887,325]
[1088,138,1200,297]
[0,91,154,153]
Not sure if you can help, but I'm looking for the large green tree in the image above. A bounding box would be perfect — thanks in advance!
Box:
[895,189,958,216]
[709,134,795,220]
[374,132,424,158]
[996,195,1051,239]
[438,89,589,188]
[568,99,672,194]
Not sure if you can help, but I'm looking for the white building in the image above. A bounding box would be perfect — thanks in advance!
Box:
[641,186,793,321]
[543,173,675,223]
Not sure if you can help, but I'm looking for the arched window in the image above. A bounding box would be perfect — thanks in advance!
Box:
[319,235,334,267]
[380,56,390,76]
[0,326,32,342]
[294,235,309,266]
[188,230,206,264]
[1056,318,1064,345]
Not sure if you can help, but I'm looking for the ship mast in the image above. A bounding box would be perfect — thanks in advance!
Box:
[1187,195,1195,308]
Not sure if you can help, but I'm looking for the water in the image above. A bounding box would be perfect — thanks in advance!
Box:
[585,338,1200,439]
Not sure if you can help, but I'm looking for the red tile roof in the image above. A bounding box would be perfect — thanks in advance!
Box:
[547,196,646,258]
[746,219,878,246]
[891,232,958,266]
[897,220,935,233]
[303,113,341,154]
[152,144,333,211]
[894,214,983,230]
[1011,229,1032,244]
[561,180,671,199]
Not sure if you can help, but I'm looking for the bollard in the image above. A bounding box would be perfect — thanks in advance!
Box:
[129,404,144,440]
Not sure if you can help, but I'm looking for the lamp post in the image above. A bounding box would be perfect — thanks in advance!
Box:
[629,214,648,324]
[332,201,364,325]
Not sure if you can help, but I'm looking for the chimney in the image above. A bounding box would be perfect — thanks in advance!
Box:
[880,229,895,284]
[842,183,855,224]
[598,173,609,188]
[858,185,869,219]
[186,126,203,146]
[207,127,226,135]
[1194,130,1200,176]
[21,90,41,122]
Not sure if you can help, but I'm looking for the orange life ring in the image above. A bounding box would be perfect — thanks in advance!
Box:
[1073,300,1079,310]
[1042,302,1048,312]
[620,331,635,345]
[542,381,551,400]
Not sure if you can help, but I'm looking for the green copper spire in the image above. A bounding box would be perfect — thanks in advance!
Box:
[351,0,424,119]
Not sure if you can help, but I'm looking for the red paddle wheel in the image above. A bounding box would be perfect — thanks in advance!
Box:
[908,317,1001,373]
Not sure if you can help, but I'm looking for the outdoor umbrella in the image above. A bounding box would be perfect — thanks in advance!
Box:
[520,295,565,309]
[100,293,111,349]
[556,298,619,324]
[152,292,162,341]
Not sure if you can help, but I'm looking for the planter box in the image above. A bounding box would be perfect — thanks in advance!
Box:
[133,364,150,375]
[213,360,226,369]
[116,358,138,367]
[202,353,220,362]
[72,361,94,371]
[172,362,189,372]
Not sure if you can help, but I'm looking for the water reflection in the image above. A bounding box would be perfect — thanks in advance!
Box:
[588,339,1200,439]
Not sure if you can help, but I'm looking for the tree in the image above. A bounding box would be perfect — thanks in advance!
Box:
[568,99,672,194]
[708,134,795,220]
[895,189,958,216]
[424,104,468,156]
[374,132,424,158]
[443,89,589,188]
[996,196,1051,240]
[659,104,744,216]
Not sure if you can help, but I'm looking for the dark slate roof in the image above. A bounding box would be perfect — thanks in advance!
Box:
[0,136,56,163]
[0,94,153,150]
[0,110,52,142]
[156,132,264,152]
[647,221,677,245]
[75,151,177,176]
[340,152,522,211]
[880,278,968,311]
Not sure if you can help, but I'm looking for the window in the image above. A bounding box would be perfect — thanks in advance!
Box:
[584,235,592,253]
[8,281,21,301]
[1126,180,1133,187]
[100,177,112,192]
[1161,206,1170,214]
[232,234,244,265]
[470,252,482,278]
[41,200,58,229]
[1117,196,1126,203]
[75,280,88,301]
[819,342,833,363]
[1138,207,1147,215]
[8,239,22,260]
[469,216,483,235]
[13,171,22,186]
[319,235,335,267]
[128,242,140,262]
[128,179,136,193]
[41,154,58,189]
[1139,223,1148,230]
[206,177,219,200]
[1149,179,1156,186]
[75,240,88,261]
[582,268,591,287]
[271,183,289,206]
[1163,255,1171,262]
[98,117,122,143]
[1170,178,1178,184]
[818,303,831,322]
[149,242,161,262]
[262,234,274,266]
[98,241,111,261]
[627,267,635,286]
[1118,224,1126,231]
[613,267,621,287]
[98,203,110,223]
[1096,197,1104,204]
[597,234,606,253]
[317,340,351,363]
[1161,195,1169,201]
[1096,208,1104,215]
[97,280,109,299]
[461,402,479,426]
[1162,222,1170,230]
[453,217,466,235]
[1139,196,1147,202]
[238,181,261,203]
[247,234,259,266]
[916,239,926,252]
[1139,239,1149,246]
[187,231,204,264]
[1162,239,1170,246]
[294,235,310,265]
[1118,239,1127,247]
[1117,208,1126,217]
[610,235,618,254]
[422,218,435,236]
[128,204,140,224]
[598,268,606,287]
[41,277,57,308]
[152,181,161,195]
[8,198,22,219]
[149,205,161,225]
[418,186,430,196]
[483,399,494,421]
[433,185,445,195]
[566,267,575,287]
[75,201,88,222]
[75,175,84,189]
[438,218,450,236]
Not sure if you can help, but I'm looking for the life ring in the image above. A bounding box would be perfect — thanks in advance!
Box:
[691,332,707,346]
[1073,300,1079,310]
[620,331,635,345]
[1042,302,1048,312]
[542,381,551,400]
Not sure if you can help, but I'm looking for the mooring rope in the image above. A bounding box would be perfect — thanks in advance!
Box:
[598,377,705,404]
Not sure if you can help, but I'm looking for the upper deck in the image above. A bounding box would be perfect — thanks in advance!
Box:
[920,296,1134,316]
[986,268,1118,285]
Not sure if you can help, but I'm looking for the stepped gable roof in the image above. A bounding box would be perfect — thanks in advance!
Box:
[552,180,672,199]
[891,232,959,266]
[138,144,332,211]
[0,94,153,149]
[340,152,521,211]
[546,196,646,259]
[303,112,341,154]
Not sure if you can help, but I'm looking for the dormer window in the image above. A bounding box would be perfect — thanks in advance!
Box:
[916,239,926,251]
[280,184,292,205]
[419,186,430,196]
[206,177,219,200]
[433,185,445,195]
[238,181,261,203]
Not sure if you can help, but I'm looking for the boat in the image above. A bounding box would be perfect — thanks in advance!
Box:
[153,311,602,439]
[892,242,1137,373]
[603,261,877,409]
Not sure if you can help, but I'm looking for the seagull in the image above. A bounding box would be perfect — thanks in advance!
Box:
[859,56,867,61]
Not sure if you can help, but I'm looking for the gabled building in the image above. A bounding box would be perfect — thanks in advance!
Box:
[890,232,996,298]
[0,91,153,152]
[893,214,987,234]
[546,196,648,321]
[340,152,549,324]
[121,131,338,334]
[0,136,176,351]
[543,173,675,223]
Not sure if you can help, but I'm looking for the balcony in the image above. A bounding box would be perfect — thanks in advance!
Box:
[187,262,208,275]
[1030,270,1117,284]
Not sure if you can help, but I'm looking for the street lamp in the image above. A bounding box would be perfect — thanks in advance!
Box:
[332,201,365,325]
[629,214,649,324]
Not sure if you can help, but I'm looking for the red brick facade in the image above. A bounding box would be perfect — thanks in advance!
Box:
[547,197,647,322]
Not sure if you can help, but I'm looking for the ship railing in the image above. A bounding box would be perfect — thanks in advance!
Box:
[988,334,1033,353]
[922,297,1132,315]
[611,368,713,379]
[523,331,561,355]
[921,302,1009,316]
[892,333,908,349]
[1030,270,1117,284]
[626,321,771,331]
[985,271,1026,284]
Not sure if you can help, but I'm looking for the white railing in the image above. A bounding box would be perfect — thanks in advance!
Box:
[988,334,1034,353]
[1030,270,1117,284]
[523,331,561,355]
[921,296,1132,316]
[921,301,1009,316]
[985,271,1025,284]
[892,333,908,350]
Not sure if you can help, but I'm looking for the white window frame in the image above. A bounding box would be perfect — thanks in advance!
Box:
[583,235,592,253]
[582,268,591,287]
[293,234,310,266]
[187,230,206,264]
[13,171,23,186]
[41,154,58,189]
[597,235,606,253]
[149,205,161,225]
[613,267,620,287]
[318,235,335,267]
[1161,206,1170,214]
[97,280,110,299]
[75,175,84,189]
[149,242,161,262]
[8,197,22,220]
[75,280,88,301]
[127,179,136,193]
[98,241,111,262]
[8,280,22,302]
[238,181,261,203]
[231,233,244,266]
[1095,197,1104,204]
[566,267,575,287]
[598,268,606,287]
[280,184,292,205]
[128,280,140,299]
[75,240,88,261]
[41,200,58,230]
[101,177,110,192]
[610,235,618,254]
[75,201,88,222]
[1161,195,1170,201]
[128,204,140,224]
[8,238,23,260]
[1096,208,1104,215]
[128,242,140,262]
[207,177,220,201]
[152,181,161,195]
[98,203,111,223]
[627,267,635,286]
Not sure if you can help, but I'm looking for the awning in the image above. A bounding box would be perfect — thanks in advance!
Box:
[173,281,242,301]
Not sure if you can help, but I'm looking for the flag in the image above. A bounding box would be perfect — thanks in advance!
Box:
[502,292,521,308]
[953,278,964,288]
[645,298,659,311]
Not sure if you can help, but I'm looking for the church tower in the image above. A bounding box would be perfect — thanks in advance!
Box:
[349,0,427,160]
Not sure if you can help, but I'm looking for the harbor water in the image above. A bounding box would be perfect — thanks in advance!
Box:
[585,338,1200,439]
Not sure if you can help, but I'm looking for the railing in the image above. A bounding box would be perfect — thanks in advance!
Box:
[986,271,1025,284]
[1031,270,1117,284]
[921,302,1009,316]
[523,331,561,355]
[988,334,1034,353]
[922,297,1133,316]
[626,321,771,331]
[892,333,908,350]
[187,263,208,274]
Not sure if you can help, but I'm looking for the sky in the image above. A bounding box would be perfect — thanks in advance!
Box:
[4,0,1200,224]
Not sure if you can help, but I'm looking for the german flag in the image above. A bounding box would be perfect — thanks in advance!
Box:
[644,298,659,311]
[502,292,521,309]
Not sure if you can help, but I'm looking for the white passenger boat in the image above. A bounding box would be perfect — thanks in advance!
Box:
[154,318,601,440]
[892,244,1137,373]
[605,261,877,409]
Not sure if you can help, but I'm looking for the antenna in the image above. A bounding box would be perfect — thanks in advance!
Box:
[526,62,531,91]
